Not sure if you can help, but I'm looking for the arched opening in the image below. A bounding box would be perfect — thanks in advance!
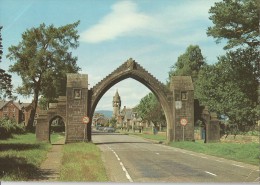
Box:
[49,115,65,144]
[93,79,167,141]
[89,65,173,141]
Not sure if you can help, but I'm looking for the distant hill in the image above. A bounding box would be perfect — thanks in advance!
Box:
[95,110,113,118]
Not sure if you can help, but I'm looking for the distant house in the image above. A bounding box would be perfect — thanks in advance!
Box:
[92,113,108,127]
[0,100,39,126]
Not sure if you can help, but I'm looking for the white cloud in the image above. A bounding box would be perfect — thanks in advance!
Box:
[80,1,152,43]
[80,0,221,44]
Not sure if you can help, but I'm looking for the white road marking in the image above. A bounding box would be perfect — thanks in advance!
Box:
[232,164,244,168]
[205,171,217,176]
[215,160,223,163]
[111,150,121,161]
[156,153,160,155]
[200,156,208,159]
[254,177,260,182]
[107,146,133,182]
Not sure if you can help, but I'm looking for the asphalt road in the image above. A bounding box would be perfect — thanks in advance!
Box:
[92,131,259,183]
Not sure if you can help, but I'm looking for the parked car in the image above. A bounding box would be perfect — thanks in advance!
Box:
[103,127,116,133]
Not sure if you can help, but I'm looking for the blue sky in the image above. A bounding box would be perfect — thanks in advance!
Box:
[0,0,226,111]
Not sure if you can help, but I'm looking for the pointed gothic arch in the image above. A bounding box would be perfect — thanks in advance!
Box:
[87,58,174,141]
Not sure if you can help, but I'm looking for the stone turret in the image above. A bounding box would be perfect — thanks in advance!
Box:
[112,90,121,118]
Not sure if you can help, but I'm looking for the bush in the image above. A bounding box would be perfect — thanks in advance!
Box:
[0,118,25,139]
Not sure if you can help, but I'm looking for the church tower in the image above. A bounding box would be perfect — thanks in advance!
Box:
[112,90,121,118]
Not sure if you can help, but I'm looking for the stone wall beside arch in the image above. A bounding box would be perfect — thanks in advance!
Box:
[36,96,66,142]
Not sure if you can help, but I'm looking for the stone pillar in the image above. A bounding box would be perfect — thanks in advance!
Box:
[205,112,220,143]
[36,110,49,142]
[66,73,88,143]
[170,76,194,141]
[57,96,67,119]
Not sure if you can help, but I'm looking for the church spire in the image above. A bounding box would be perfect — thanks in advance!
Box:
[112,89,121,118]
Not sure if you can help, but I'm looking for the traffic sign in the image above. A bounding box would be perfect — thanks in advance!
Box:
[175,101,182,109]
[180,118,188,126]
[82,116,90,124]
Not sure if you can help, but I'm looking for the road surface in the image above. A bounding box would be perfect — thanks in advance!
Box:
[92,131,259,183]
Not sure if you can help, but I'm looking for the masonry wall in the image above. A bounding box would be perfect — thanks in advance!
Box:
[173,90,194,141]
[36,111,49,142]
[66,74,88,143]
[171,76,194,141]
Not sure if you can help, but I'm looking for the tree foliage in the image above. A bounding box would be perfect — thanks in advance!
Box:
[168,45,206,83]
[195,48,259,131]
[192,0,260,132]
[135,92,165,126]
[0,26,13,99]
[207,0,260,50]
[7,21,81,130]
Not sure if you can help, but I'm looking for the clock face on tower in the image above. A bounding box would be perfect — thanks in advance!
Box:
[113,102,118,107]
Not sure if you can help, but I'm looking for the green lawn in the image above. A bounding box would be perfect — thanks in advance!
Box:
[59,142,108,182]
[0,133,52,181]
[169,141,259,166]
[130,132,167,142]
[127,132,259,166]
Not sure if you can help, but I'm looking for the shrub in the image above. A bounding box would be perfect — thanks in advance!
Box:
[0,118,25,139]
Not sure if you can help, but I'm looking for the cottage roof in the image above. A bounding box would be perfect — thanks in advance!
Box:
[0,100,32,110]
[124,108,133,120]
[0,100,8,109]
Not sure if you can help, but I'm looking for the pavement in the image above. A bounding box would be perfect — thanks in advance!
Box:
[30,138,65,182]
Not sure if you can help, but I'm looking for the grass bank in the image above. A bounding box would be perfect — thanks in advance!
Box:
[0,133,52,181]
[169,141,259,166]
[132,132,166,142]
[127,132,259,166]
[59,142,108,182]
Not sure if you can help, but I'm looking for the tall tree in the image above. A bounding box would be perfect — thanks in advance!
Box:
[0,26,13,99]
[207,0,259,50]
[195,48,259,131]
[7,21,81,131]
[168,45,206,83]
[135,93,165,126]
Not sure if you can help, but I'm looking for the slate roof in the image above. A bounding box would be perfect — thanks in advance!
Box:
[0,100,8,109]
[0,100,31,110]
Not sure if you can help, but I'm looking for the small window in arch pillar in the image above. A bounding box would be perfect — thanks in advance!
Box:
[74,89,82,99]
[181,91,188,100]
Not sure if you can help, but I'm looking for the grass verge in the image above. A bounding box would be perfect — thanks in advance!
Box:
[169,141,259,166]
[59,142,108,182]
[127,132,259,166]
[0,133,51,181]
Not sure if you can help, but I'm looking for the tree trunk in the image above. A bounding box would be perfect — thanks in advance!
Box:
[26,88,39,132]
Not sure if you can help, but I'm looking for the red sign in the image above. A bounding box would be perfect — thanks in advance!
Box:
[180,118,188,126]
[82,116,90,124]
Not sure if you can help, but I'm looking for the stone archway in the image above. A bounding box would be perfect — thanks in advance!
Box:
[36,96,66,142]
[37,58,195,143]
[49,115,65,143]
[87,58,174,142]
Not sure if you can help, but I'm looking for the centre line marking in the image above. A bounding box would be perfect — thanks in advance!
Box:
[205,171,217,176]
[107,146,133,182]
